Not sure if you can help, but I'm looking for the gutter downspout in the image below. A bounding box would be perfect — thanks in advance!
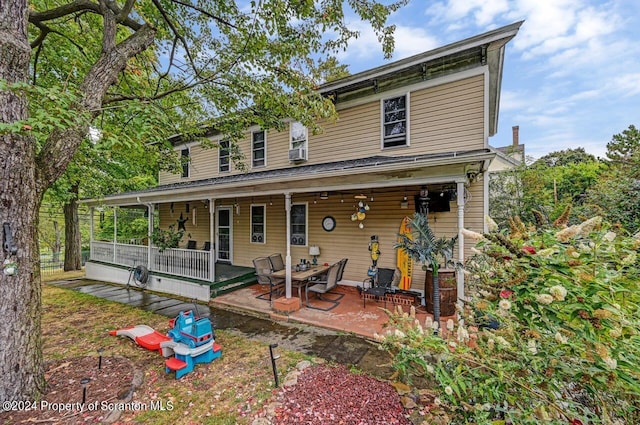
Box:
[285,192,292,299]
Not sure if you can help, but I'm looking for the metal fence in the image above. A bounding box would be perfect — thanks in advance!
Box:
[40,251,90,276]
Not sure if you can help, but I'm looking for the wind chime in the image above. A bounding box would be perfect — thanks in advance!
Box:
[351,194,370,228]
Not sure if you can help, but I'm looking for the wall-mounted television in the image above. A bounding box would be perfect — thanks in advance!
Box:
[414,191,451,213]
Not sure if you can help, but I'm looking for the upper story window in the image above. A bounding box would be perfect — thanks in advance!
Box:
[382,94,409,148]
[290,203,307,246]
[250,204,265,243]
[181,148,190,178]
[252,130,266,168]
[290,122,307,149]
[219,140,230,172]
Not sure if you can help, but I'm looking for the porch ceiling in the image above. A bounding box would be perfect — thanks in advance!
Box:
[84,149,495,206]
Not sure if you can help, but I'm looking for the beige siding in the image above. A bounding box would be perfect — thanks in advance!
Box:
[154,182,485,292]
[230,189,464,292]
[157,202,212,248]
[158,74,486,185]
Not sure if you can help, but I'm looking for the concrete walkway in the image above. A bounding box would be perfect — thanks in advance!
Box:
[49,279,394,378]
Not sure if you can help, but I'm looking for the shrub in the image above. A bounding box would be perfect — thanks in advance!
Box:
[378,217,640,424]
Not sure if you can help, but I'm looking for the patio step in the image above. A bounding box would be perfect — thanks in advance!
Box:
[210,273,257,298]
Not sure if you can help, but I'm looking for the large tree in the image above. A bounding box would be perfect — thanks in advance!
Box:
[0,0,407,400]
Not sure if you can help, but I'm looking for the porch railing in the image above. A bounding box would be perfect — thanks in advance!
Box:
[90,241,210,281]
[152,247,210,280]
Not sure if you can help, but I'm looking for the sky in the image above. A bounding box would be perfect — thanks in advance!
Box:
[336,0,640,160]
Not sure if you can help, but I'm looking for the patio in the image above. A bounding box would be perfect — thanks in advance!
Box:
[211,283,452,340]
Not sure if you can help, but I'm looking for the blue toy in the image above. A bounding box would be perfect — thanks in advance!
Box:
[168,310,214,348]
[111,309,222,379]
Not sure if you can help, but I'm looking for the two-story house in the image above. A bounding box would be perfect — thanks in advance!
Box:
[84,21,522,303]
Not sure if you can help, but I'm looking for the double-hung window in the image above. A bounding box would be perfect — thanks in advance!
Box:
[219,140,230,172]
[250,204,265,243]
[252,130,266,168]
[382,94,409,148]
[290,121,307,159]
[290,203,307,246]
[181,148,190,178]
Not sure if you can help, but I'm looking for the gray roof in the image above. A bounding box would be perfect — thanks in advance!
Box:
[97,148,492,201]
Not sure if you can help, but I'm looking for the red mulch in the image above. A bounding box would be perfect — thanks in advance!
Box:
[0,356,136,425]
[269,364,412,425]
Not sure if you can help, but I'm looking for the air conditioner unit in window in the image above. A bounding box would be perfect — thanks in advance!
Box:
[288,148,306,162]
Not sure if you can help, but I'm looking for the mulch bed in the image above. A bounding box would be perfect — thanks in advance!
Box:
[0,356,138,425]
[269,364,412,425]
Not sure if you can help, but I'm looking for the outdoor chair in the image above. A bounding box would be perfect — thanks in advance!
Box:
[202,241,211,251]
[305,262,343,311]
[336,258,349,282]
[252,256,284,302]
[268,253,285,272]
[362,267,397,308]
[186,240,197,250]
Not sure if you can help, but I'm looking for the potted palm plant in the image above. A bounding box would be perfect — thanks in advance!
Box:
[394,212,459,325]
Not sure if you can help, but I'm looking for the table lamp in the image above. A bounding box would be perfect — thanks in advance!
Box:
[309,245,320,266]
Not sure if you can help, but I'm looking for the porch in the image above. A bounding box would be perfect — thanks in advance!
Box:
[87,241,256,300]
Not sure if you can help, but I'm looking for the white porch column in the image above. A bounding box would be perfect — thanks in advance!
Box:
[456,181,466,301]
[284,192,292,299]
[147,204,154,270]
[89,207,94,259]
[209,198,215,283]
[113,207,117,263]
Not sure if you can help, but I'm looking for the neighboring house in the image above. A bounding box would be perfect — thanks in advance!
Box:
[84,21,522,302]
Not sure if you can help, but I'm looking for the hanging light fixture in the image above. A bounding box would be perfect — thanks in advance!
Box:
[320,191,329,200]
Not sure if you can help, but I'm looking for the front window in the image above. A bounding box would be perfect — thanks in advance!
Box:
[290,121,307,150]
[252,130,266,168]
[181,148,190,177]
[290,203,307,246]
[251,204,265,243]
[382,95,408,148]
[219,140,230,172]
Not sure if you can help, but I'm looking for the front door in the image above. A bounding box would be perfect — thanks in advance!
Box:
[216,207,232,263]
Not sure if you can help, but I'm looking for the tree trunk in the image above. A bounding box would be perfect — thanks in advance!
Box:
[63,184,81,271]
[52,221,61,262]
[0,0,46,400]
[1,0,155,400]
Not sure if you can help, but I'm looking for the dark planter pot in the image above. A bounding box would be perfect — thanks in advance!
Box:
[425,268,457,317]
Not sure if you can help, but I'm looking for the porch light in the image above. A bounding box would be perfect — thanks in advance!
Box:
[400,195,409,209]
[320,192,329,200]
[309,245,320,266]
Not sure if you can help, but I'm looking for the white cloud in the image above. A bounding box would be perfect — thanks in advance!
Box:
[337,21,440,71]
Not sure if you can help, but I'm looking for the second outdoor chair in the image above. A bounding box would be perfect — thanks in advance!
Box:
[252,256,284,302]
[305,262,344,311]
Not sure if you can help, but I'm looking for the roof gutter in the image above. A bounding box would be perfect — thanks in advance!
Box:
[83,150,496,206]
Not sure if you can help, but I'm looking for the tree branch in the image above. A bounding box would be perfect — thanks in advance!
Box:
[150,0,198,72]
[169,0,237,29]
[35,23,157,192]
[29,0,142,31]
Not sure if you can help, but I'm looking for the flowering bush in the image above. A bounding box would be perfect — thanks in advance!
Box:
[377,216,640,424]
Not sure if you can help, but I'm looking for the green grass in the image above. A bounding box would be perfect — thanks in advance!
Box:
[41,272,311,424]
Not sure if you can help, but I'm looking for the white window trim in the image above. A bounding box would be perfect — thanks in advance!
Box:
[380,92,410,150]
[219,139,231,173]
[250,203,266,244]
[290,202,308,247]
[289,121,308,160]
[181,147,190,178]
[251,130,267,169]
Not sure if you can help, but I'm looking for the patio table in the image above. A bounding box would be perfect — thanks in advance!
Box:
[270,265,330,302]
